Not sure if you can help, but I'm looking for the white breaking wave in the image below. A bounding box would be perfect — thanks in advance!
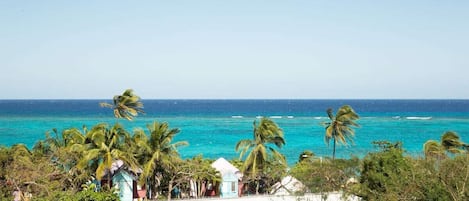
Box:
[287,116,294,119]
[406,116,432,120]
[313,117,323,120]
[270,116,282,119]
[231,115,243,118]
[256,116,263,119]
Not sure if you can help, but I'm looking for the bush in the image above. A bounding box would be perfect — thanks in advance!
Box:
[438,155,469,200]
[290,157,360,193]
[73,190,119,201]
[30,189,118,201]
[353,141,469,200]
[354,142,416,200]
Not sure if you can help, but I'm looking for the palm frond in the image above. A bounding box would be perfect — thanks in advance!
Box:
[323,105,360,159]
[102,89,145,121]
[424,140,444,158]
[441,131,464,149]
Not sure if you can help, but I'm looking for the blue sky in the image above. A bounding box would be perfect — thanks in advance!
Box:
[1,1,468,99]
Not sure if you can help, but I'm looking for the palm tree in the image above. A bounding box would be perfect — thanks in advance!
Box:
[322,105,360,160]
[424,131,466,160]
[235,117,286,194]
[100,89,144,121]
[133,121,188,198]
[441,131,465,154]
[77,123,138,188]
[423,140,445,160]
[32,127,91,191]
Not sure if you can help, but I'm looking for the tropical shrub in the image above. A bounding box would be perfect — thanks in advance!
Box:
[290,157,360,193]
[438,155,469,200]
[354,141,416,200]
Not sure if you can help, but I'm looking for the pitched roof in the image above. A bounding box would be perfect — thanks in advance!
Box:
[211,157,242,179]
[104,160,142,177]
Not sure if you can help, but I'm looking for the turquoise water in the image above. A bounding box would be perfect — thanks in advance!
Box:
[1,100,469,164]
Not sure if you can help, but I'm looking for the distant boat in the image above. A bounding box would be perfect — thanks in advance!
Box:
[406,116,432,120]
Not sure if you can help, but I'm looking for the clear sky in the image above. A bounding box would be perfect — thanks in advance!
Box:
[1,1,468,99]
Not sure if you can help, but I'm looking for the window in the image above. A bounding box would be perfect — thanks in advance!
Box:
[231,182,236,192]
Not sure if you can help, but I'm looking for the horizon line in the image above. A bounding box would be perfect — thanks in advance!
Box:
[1,98,469,101]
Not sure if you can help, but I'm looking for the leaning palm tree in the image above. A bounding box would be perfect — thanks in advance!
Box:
[423,131,466,160]
[235,117,286,194]
[100,89,144,121]
[423,140,446,160]
[322,105,360,160]
[133,121,188,199]
[441,131,465,154]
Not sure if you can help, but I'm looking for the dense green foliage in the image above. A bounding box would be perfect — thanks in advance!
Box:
[352,141,469,200]
[290,157,360,193]
[2,95,469,201]
[131,121,189,199]
[0,122,219,201]
[235,117,287,194]
[0,90,219,201]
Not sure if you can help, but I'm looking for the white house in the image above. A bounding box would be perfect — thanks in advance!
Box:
[211,158,243,198]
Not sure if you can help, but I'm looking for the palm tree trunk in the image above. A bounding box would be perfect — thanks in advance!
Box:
[255,179,260,195]
[332,139,336,160]
[167,179,173,201]
[197,180,201,198]
[108,170,112,189]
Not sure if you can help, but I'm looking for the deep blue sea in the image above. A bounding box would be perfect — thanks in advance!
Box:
[1,99,469,164]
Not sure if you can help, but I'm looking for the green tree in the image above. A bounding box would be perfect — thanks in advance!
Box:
[298,150,315,163]
[424,140,446,160]
[133,121,188,199]
[441,131,466,154]
[322,105,359,160]
[186,155,220,198]
[77,123,138,188]
[355,141,419,200]
[100,89,144,121]
[163,157,221,201]
[235,118,286,194]
[33,127,90,191]
[424,131,466,160]
[0,144,70,200]
[290,157,359,194]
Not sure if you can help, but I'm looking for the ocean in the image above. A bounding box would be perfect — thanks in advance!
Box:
[1,99,469,164]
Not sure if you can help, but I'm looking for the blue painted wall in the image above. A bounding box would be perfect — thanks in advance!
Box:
[113,171,134,201]
[220,173,238,198]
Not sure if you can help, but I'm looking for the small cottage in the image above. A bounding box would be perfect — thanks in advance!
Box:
[102,160,146,201]
[211,158,243,198]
